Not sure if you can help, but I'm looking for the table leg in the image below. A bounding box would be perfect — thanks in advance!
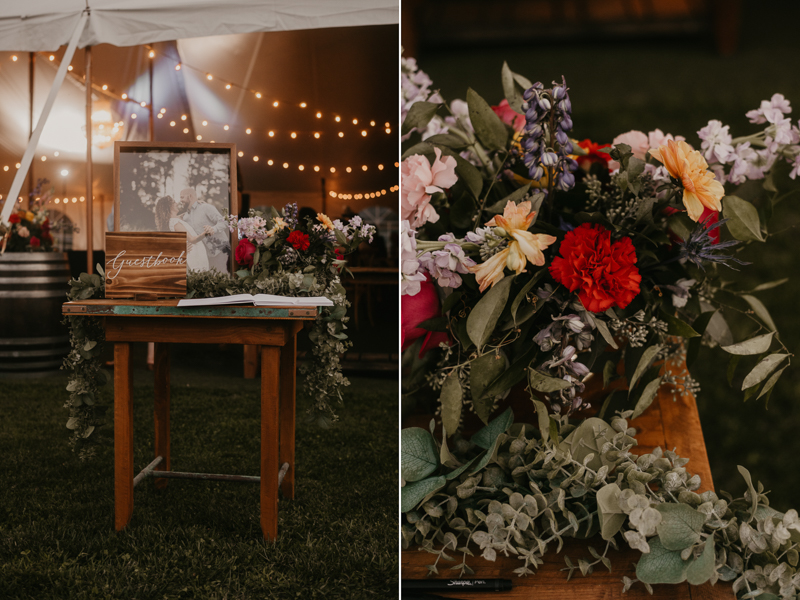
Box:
[243,345,259,379]
[114,342,134,531]
[260,345,281,540]
[279,332,296,499]
[153,342,170,490]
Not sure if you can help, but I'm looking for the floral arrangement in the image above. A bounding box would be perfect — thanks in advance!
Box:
[400,58,800,595]
[0,180,59,252]
[63,204,375,458]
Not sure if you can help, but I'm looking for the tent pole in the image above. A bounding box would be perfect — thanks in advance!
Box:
[85,46,93,274]
[28,52,35,208]
[0,10,89,226]
[149,52,155,141]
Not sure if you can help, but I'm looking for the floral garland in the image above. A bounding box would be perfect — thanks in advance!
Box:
[402,407,800,597]
[63,204,375,458]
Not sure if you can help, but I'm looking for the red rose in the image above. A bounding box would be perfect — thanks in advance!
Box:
[549,223,641,313]
[491,99,525,133]
[29,236,40,248]
[576,139,612,171]
[234,238,257,267]
[41,232,53,245]
[286,230,310,251]
[401,275,450,357]
[8,214,20,224]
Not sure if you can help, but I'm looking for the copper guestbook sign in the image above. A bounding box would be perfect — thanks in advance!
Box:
[105,232,188,299]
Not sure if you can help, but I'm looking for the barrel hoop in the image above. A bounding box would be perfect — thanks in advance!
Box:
[0,253,69,263]
[0,263,71,272]
[0,347,70,358]
[0,290,67,298]
[0,276,70,285]
[0,336,69,345]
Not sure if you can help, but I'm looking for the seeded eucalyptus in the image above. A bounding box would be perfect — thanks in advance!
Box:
[401,408,800,597]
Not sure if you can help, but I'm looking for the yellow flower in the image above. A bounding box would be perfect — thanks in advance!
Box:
[316,213,334,230]
[273,217,287,230]
[649,140,724,222]
[469,200,557,292]
[25,211,35,222]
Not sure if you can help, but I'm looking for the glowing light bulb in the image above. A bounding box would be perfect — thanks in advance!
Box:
[361,165,367,171]
[72,197,77,203]
[183,128,189,133]
[225,84,231,90]
[346,167,352,173]
[3,166,7,171]
[11,55,18,62]
[17,163,22,169]
[300,102,307,108]
[175,64,181,71]
[255,92,262,98]
[157,113,163,119]
[290,132,297,139]
[67,65,73,71]
[330,167,336,173]
[170,121,176,126]
[181,114,187,121]
[140,101,146,107]
[314,132,320,139]
[238,151,244,157]
[223,125,229,131]
[121,93,127,99]
[246,128,252,134]
[338,132,343,138]
[352,119,358,125]
[196,135,202,140]
[49,55,55,61]
[314,166,320,172]
[102,84,108,90]
[378,164,384,170]
[268,131,274,137]
[316,112,322,118]
[335,116,341,122]
[267,160,273,165]
[298,165,304,171]
[41,156,46,161]
[385,122,390,128]
[385,128,391,134]
[206,74,213,80]
[253,156,259,162]
[361,131,367,137]
[273,101,279,107]
[131,114,137,119]
[370,120,375,126]
[395,162,399,167]
[54,198,60,204]
[54,151,59,157]
[282,163,289,169]
[80,196,85,201]
[202,120,208,126]
[329,192,336,197]
[148,50,155,58]
[160,108,166,114]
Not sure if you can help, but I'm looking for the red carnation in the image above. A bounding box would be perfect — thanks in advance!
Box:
[234,238,257,267]
[286,230,310,251]
[549,223,641,313]
[29,236,41,248]
[8,213,20,224]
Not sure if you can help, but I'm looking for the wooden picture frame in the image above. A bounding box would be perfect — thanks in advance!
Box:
[113,141,238,275]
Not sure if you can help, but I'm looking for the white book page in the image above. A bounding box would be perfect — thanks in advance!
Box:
[177,294,255,307]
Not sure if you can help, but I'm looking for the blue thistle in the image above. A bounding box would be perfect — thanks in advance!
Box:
[678,214,750,270]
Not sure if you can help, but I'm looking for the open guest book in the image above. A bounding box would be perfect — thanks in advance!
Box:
[177,294,333,307]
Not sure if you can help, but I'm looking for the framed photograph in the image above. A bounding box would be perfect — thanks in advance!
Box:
[114,142,238,275]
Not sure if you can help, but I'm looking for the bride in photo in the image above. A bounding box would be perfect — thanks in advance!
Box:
[154,195,210,272]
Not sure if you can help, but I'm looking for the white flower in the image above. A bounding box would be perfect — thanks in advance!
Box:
[698,120,734,164]
[401,220,427,296]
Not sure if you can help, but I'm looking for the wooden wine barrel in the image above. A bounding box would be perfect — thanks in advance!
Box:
[0,252,71,377]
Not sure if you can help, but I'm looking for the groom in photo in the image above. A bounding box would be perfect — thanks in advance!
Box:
[179,187,231,273]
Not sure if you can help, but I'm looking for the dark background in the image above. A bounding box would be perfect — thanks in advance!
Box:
[403,0,800,507]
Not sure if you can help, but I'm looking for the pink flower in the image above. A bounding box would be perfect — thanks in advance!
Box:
[401,274,450,357]
[16,226,30,238]
[609,129,685,170]
[401,147,458,229]
[492,99,525,132]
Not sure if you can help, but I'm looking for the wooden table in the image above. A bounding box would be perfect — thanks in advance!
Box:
[402,358,735,600]
[62,299,317,540]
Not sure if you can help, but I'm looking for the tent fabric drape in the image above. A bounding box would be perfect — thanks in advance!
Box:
[0,0,398,51]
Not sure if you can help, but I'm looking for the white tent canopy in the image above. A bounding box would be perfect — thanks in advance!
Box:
[0,0,397,229]
[0,0,397,50]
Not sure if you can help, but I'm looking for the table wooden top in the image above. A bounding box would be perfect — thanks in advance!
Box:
[402,357,735,600]
[62,299,319,320]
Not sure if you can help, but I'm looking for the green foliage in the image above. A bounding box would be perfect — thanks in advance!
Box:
[401,409,800,596]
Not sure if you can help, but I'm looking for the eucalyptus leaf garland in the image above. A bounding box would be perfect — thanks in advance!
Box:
[63,264,352,459]
[401,409,800,598]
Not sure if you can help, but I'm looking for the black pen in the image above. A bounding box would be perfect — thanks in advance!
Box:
[402,579,513,593]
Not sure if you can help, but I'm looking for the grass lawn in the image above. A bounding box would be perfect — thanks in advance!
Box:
[0,360,398,600]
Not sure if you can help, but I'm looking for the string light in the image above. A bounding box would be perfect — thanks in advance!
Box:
[121,93,127,99]
[259,159,395,174]
[54,151,59,157]
[290,132,297,139]
[183,128,189,133]
[160,108,166,114]
[202,120,208,126]
[16,163,21,169]
[131,114,137,119]
[11,55,18,62]
[338,132,344,137]
[196,135,202,140]
[238,151,244,157]
[282,162,289,169]
[314,166,320,172]
[170,121,176,126]
[140,101,146,107]
[67,65,73,71]
[225,84,231,89]
[157,113,163,119]
[253,156,259,162]
[370,120,375,126]
[361,165,367,171]
[298,165,304,171]
[3,166,8,171]
[41,156,46,162]
[328,184,398,201]
[330,167,336,173]
[255,92,262,98]
[316,112,322,118]
[352,119,358,125]
[335,116,341,122]
[224,125,229,131]
[181,115,187,120]
[268,131,274,137]
[245,128,252,134]
[361,131,367,137]
[206,74,213,80]
[314,132,320,139]
[346,167,352,173]
[267,160,273,165]
[49,55,55,61]
[148,50,155,58]
[175,64,181,71]
[102,84,108,90]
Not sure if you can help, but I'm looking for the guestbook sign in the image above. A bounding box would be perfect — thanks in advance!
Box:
[105,232,187,299]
